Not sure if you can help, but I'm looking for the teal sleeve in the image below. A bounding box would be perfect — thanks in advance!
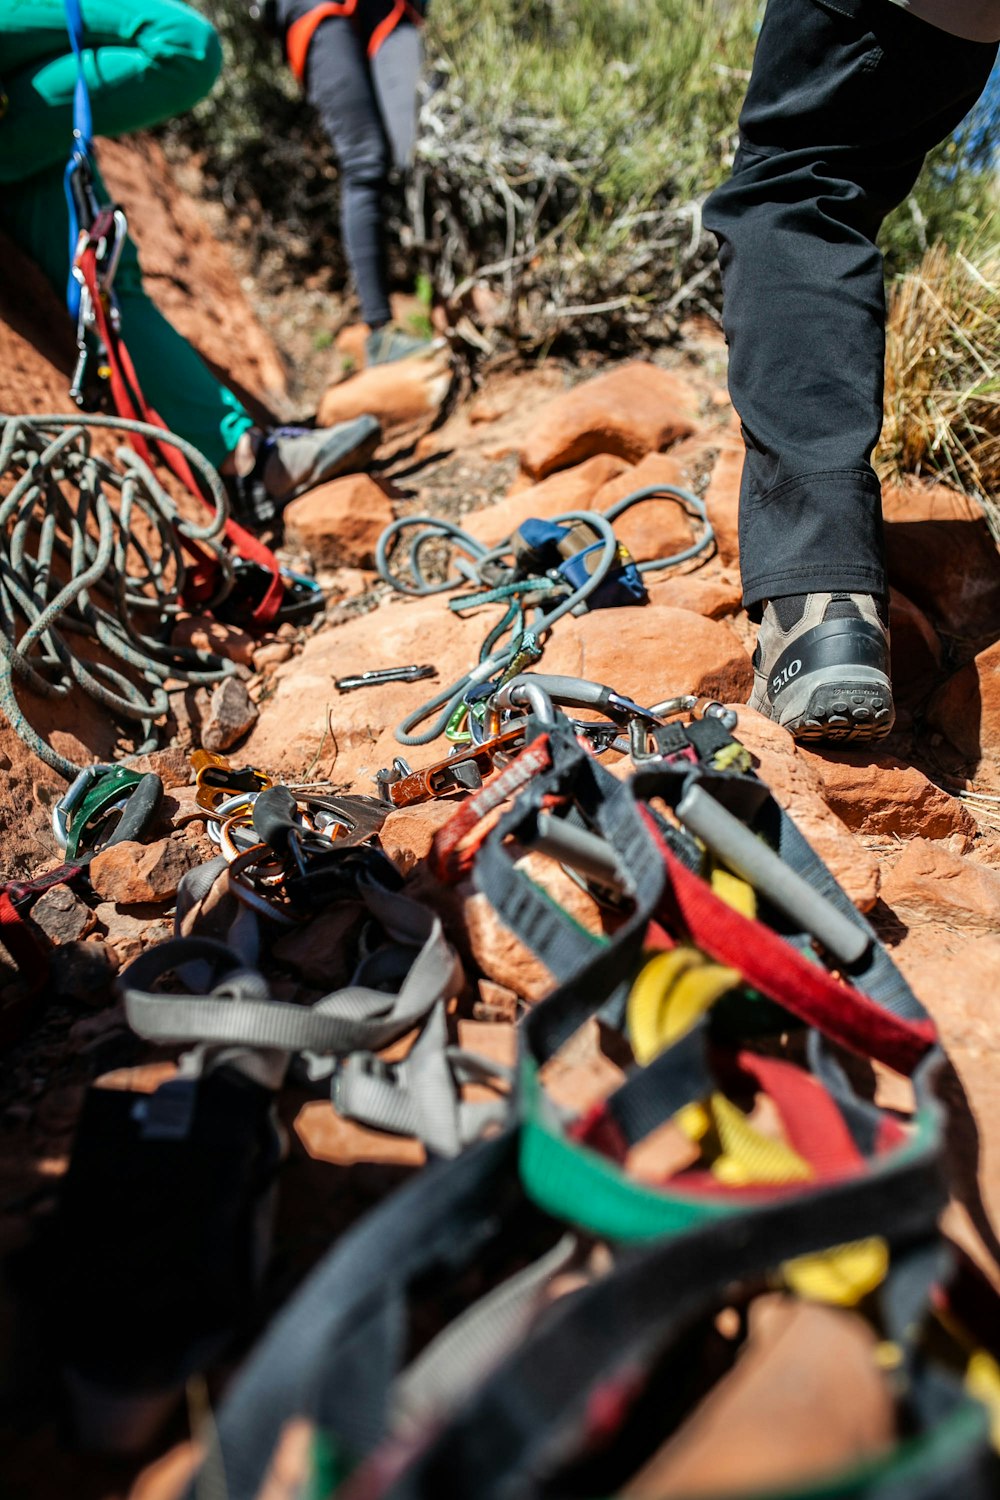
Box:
[0,0,221,182]
[0,159,254,469]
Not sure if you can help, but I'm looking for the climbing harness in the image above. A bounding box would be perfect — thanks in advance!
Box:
[33,673,1000,1490]
[123,690,994,1500]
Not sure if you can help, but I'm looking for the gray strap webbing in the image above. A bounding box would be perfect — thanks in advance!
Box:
[120,887,463,1061]
[174,856,260,985]
[391,1233,580,1436]
[332,1001,513,1157]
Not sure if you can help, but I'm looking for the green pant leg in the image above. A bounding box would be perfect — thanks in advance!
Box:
[0,0,222,181]
[0,161,253,469]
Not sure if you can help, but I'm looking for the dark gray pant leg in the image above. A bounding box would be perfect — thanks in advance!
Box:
[307,17,392,326]
[370,21,422,170]
[704,0,997,612]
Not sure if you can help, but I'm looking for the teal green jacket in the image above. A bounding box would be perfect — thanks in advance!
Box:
[0,0,221,182]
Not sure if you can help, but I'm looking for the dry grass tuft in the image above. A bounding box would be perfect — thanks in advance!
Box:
[879,241,1000,541]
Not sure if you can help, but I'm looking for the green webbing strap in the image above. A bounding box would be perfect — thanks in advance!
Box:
[517,1050,942,1244]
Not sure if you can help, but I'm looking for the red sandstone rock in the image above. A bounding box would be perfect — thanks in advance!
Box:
[881,839,1000,932]
[93,903,173,964]
[800,749,976,842]
[200,677,259,753]
[474,979,520,1023]
[541,604,754,705]
[317,348,452,429]
[732,709,880,911]
[282,474,396,568]
[294,1099,425,1168]
[89,837,202,906]
[519,363,699,480]
[129,746,194,791]
[926,637,1000,782]
[702,440,743,566]
[624,1296,895,1498]
[883,480,1000,636]
[379,800,461,877]
[646,568,742,619]
[171,616,256,667]
[253,641,294,673]
[540,1016,626,1112]
[888,587,943,701]
[29,885,96,945]
[461,455,629,547]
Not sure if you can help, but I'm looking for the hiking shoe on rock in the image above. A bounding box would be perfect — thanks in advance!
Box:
[226,415,381,528]
[749,593,894,743]
[365,325,446,366]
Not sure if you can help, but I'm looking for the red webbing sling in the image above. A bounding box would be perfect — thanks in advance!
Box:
[643,813,938,1076]
[76,229,284,625]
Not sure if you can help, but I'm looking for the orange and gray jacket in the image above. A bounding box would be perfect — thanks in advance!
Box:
[275,0,425,80]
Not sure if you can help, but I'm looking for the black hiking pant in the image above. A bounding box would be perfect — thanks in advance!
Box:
[305,2,422,328]
[704,0,997,613]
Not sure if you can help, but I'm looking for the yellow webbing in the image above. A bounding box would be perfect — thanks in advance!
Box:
[625,865,888,1306]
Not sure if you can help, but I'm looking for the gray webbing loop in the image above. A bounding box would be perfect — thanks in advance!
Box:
[391,1233,580,1436]
[331,1001,513,1158]
[120,882,463,1065]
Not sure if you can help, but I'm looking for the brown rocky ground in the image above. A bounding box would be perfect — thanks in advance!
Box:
[1,137,999,1499]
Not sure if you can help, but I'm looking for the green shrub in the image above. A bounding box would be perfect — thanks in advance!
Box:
[170,0,1000,347]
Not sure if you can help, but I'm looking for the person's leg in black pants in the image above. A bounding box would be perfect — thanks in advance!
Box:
[306,9,434,363]
[307,15,395,329]
[704,0,996,740]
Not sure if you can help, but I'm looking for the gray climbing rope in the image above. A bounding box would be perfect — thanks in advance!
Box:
[0,411,237,780]
[375,484,715,747]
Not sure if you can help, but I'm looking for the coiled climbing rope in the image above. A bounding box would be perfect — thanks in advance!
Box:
[0,411,237,779]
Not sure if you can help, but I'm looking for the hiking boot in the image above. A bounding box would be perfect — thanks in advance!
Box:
[365,325,446,366]
[225,415,381,528]
[749,593,895,743]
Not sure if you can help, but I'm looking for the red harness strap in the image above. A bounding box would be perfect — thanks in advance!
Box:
[77,233,284,626]
[0,863,88,1045]
[644,812,938,1075]
[286,0,422,81]
[430,733,555,884]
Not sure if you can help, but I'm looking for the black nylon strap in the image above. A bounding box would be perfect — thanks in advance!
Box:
[386,1062,949,1500]
[182,1130,532,1500]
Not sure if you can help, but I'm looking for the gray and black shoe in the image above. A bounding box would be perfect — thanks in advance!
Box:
[749,593,894,743]
[365,325,447,366]
[225,415,382,528]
